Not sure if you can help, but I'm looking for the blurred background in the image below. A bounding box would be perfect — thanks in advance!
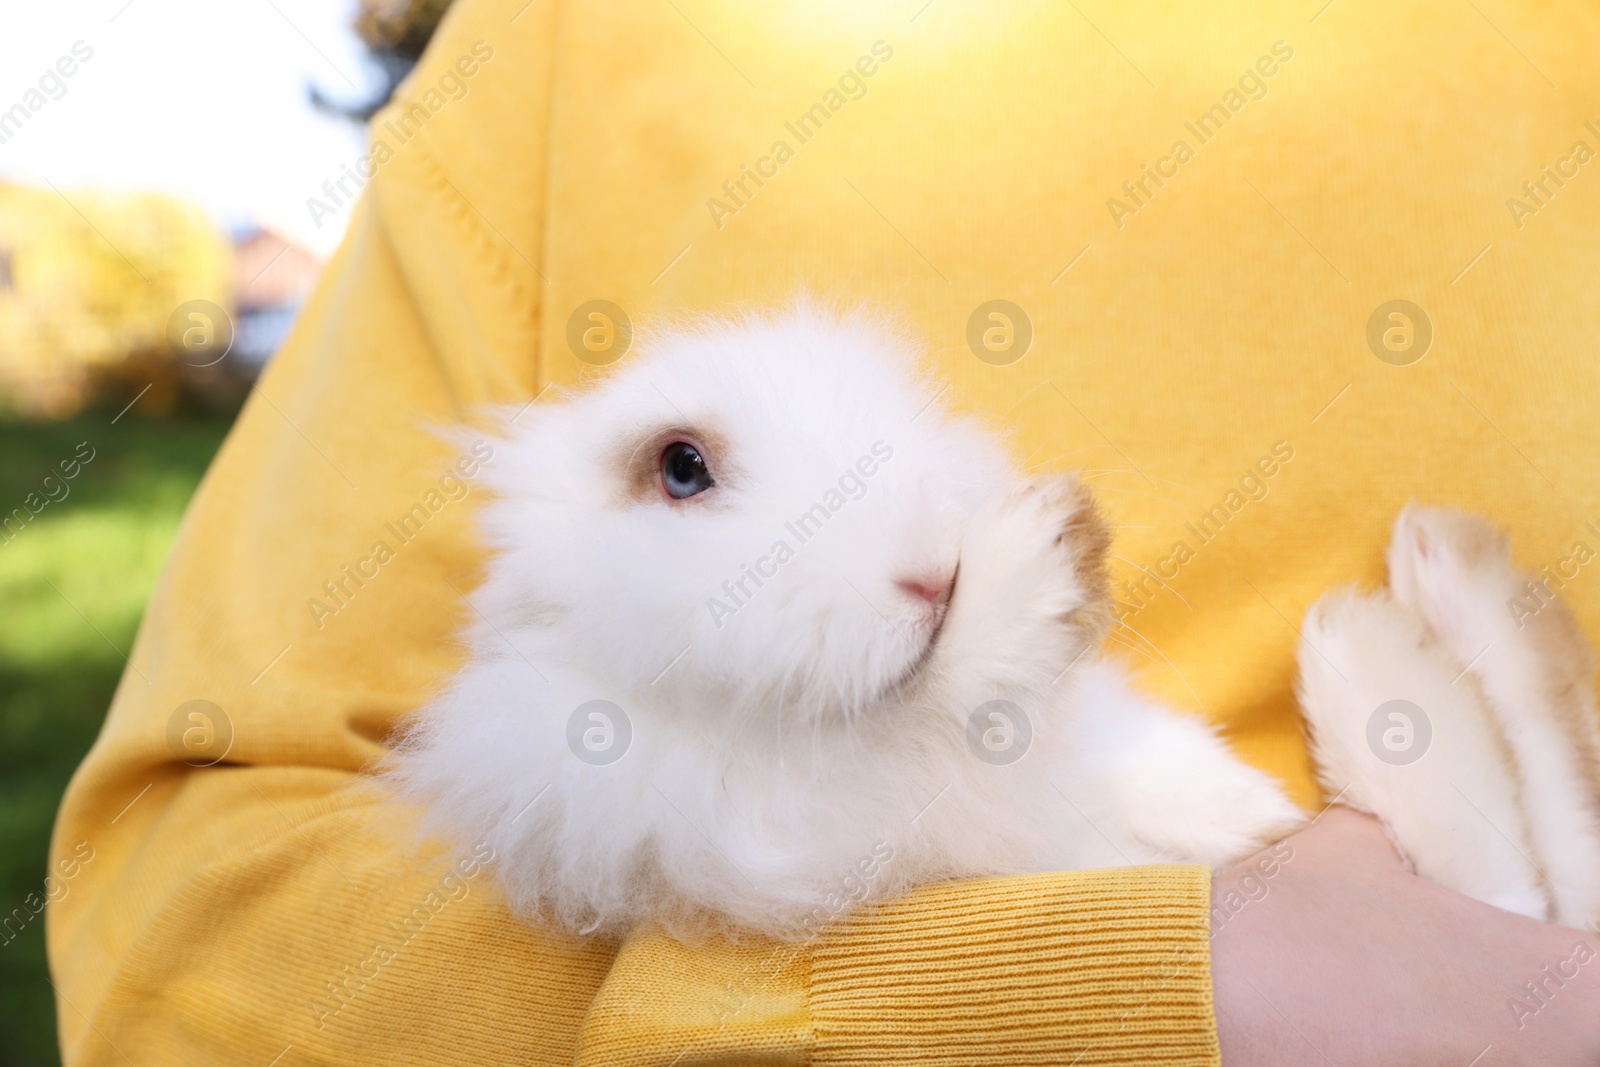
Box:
[0,1,453,1063]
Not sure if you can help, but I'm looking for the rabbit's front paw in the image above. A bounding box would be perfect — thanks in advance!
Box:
[965,475,1109,623]
[934,476,1112,691]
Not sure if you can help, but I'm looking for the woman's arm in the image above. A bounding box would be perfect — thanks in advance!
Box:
[1213,807,1600,1065]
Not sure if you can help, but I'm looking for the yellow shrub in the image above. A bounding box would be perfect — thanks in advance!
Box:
[0,183,229,416]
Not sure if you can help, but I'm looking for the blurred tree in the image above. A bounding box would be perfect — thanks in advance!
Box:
[0,184,230,417]
[356,0,459,58]
[315,0,459,120]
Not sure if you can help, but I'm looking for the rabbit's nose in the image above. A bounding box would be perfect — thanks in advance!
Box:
[895,573,954,608]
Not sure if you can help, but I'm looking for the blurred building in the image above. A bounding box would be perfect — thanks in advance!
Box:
[230,226,320,369]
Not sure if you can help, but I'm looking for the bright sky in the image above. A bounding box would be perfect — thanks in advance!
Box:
[0,0,381,257]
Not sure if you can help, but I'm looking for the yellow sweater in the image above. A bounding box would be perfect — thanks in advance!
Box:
[50,1,1600,1063]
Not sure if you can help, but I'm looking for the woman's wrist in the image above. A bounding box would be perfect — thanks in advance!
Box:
[1211,807,1600,1066]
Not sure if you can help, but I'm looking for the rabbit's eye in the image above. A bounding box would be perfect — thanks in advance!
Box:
[660,441,714,500]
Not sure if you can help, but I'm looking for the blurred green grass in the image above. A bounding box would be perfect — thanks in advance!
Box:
[0,413,232,1067]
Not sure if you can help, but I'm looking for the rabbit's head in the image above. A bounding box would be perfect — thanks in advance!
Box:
[478,304,1108,724]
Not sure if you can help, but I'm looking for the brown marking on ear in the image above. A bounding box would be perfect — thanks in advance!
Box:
[1416,511,1600,810]
[1434,638,1556,920]
[1403,508,1600,926]
[1405,524,1539,820]
[1528,605,1600,932]
[614,426,729,506]
[1517,594,1600,808]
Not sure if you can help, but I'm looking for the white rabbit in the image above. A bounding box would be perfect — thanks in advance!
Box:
[395,302,1600,938]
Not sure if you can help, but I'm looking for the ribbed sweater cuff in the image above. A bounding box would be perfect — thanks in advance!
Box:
[809,865,1219,1066]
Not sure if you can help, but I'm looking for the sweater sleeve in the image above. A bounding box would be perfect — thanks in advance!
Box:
[52,767,1217,1066]
[47,1,1224,1062]
[576,868,1217,1067]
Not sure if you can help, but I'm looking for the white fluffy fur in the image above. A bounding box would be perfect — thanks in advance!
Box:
[395,304,1600,937]
[1300,505,1600,928]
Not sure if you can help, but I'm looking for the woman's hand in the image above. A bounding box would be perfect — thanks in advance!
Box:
[1211,806,1600,1065]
